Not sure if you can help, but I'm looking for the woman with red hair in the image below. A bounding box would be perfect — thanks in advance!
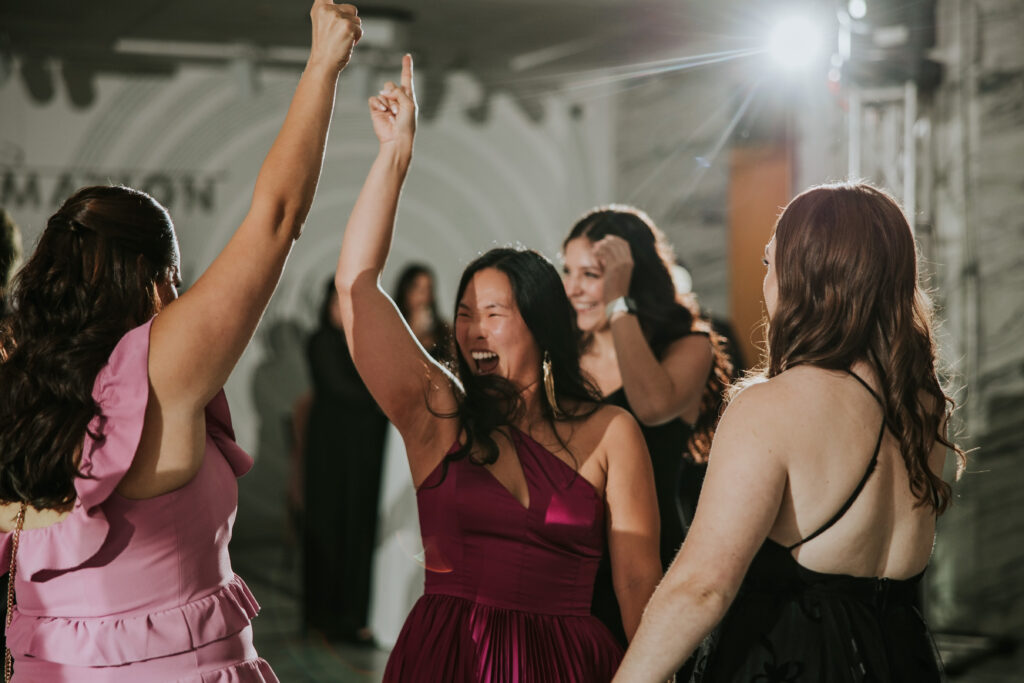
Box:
[614,182,959,682]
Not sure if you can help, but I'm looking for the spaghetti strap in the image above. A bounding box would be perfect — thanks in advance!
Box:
[845,368,884,406]
[787,370,887,551]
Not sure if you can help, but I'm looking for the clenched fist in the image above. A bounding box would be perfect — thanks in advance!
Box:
[309,0,362,72]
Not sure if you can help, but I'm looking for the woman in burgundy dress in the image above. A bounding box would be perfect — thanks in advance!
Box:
[333,56,663,682]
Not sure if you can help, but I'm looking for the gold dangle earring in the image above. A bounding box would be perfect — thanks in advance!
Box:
[543,351,566,419]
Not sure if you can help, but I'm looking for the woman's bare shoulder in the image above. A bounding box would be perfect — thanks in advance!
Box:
[563,403,645,460]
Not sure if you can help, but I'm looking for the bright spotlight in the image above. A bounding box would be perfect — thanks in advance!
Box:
[848,0,867,20]
[767,16,823,71]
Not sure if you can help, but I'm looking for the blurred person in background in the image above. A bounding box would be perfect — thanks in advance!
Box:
[394,262,450,359]
[302,279,387,647]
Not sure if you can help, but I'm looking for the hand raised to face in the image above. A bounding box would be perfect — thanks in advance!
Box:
[309,1,363,72]
[369,54,417,154]
[592,235,634,303]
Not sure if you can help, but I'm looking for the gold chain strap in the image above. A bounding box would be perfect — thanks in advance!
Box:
[5,502,26,683]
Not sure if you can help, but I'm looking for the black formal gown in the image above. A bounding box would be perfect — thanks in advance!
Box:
[693,372,943,682]
[303,326,389,640]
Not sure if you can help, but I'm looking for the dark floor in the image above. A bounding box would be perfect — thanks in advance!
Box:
[230,538,1022,683]
[233,540,389,682]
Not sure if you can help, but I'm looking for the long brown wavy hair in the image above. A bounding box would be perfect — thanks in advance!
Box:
[565,205,734,463]
[0,186,178,509]
[748,182,963,513]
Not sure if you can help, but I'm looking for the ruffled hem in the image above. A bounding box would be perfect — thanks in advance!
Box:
[182,657,279,683]
[7,574,261,667]
[384,593,623,683]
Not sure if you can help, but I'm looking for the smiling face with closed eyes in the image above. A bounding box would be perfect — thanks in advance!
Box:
[454,267,541,390]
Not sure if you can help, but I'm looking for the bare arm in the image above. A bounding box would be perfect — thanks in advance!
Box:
[595,235,712,426]
[612,384,788,681]
[120,1,362,499]
[611,318,712,426]
[150,1,361,410]
[334,55,458,485]
[603,409,663,640]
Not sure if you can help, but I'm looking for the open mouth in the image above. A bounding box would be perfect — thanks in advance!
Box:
[572,301,599,314]
[471,350,500,374]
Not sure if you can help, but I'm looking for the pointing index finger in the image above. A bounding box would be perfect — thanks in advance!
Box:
[401,53,414,92]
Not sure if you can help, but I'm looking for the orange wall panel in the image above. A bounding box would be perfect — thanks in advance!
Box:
[728,145,792,372]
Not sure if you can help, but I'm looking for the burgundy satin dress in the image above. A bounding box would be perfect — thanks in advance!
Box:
[383,428,623,682]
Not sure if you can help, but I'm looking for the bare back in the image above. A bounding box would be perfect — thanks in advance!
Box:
[768,363,945,580]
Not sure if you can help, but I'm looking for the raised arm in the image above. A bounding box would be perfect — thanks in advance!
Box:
[612,384,787,681]
[602,408,663,640]
[596,235,713,426]
[149,0,362,409]
[334,55,458,484]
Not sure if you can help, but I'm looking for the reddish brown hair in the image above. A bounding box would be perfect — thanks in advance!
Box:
[754,182,963,513]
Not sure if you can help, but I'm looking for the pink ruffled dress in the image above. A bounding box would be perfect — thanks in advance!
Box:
[0,320,278,682]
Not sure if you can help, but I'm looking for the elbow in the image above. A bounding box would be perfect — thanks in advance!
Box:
[335,270,375,297]
[613,555,663,605]
[614,567,662,600]
[334,273,354,300]
[633,408,666,428]
[632,402,679,427]
[334,271,379,318]
[251,194,308,242]
[275,200,310,241]
[633,389,703,427]
[661,571,735,622]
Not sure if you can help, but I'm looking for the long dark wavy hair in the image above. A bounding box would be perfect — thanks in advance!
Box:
[1,207,23,318]
[0,186,178,509]
[564,205,733,463]
[743,182,964,513]
[436,247,601,478]
[393,262,450,359]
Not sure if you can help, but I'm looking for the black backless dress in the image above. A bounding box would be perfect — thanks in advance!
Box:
[693,371,944,682]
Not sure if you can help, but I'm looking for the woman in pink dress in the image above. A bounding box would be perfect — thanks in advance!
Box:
[334,56,664,682]
[0,3,362,680]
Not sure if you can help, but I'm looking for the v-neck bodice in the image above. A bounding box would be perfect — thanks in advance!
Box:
[415,429,606,615]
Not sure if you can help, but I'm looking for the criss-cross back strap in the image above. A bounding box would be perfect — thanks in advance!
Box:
[786,369,886,551]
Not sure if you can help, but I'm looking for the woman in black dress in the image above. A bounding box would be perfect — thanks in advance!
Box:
[303,279,388,645]
[613,183,961,682]
[562,206,733,647]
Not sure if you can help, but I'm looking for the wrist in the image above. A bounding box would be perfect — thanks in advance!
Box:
[304,56,344,80]
[605,296,637,322]
[378,142,413,169]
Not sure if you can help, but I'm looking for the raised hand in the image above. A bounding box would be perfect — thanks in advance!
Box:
[369,54,417,154]
[593,235,634,302]
[309,1,362,72]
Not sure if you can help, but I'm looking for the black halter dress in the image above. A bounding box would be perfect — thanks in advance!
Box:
[693,371,944,683]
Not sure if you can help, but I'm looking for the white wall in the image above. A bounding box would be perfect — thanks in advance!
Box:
[0,59,615,466]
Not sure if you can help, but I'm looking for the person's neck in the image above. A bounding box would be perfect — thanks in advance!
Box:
[515,380,548,432]
[584,324,616,360]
